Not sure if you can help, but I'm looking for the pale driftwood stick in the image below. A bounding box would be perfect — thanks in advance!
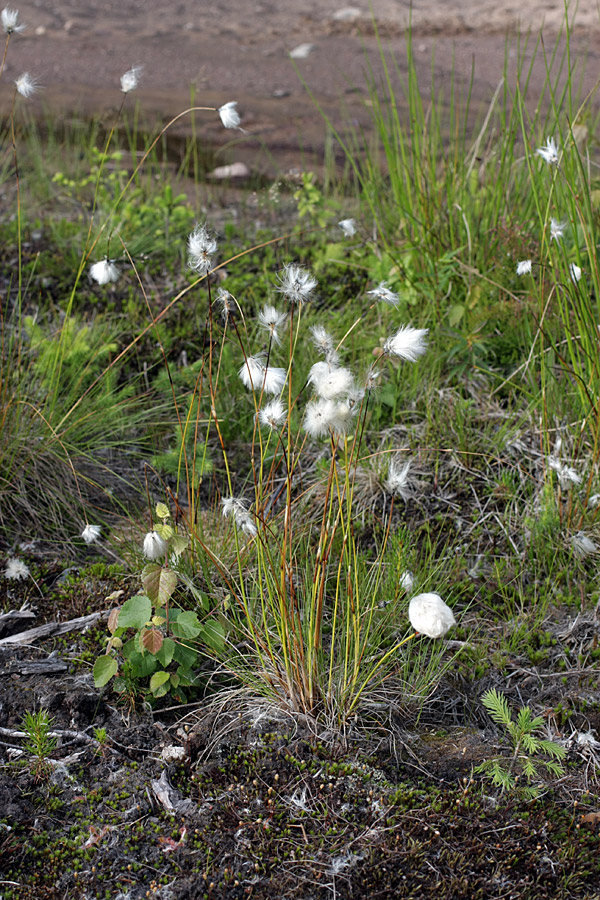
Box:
[0,726,95,744]
[0,658,68,676]
[0,611,107,646]
[0,609,36,638]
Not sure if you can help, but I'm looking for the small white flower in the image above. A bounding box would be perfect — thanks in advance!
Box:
[143,531,167,560]
[239,356,286,395]
[276,264,317,305]
[550,218,566,242]
[367,281,400,307]
[187,223,218,274]
[383,325,428,362]
[120,66,142,94]
[536,136,560,166]
[570,531,597,558]
[258,305,287,345]
[569,263,582,283]
[81,524,101,543]
[588,494,600,508]
[385,458,413,500]
[338,218,356,237]
[4,557,30,580]
[308,361,355,400]
[218,101,241,130]
[90,258,119,285]
[15,72,38,99]
[408,592,456,638]
[2,7,25,34]
[258,398,286,429]
[399,571,414,592]
[516,259,532,276]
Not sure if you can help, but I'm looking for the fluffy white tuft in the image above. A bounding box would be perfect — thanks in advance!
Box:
[408,592,455,638]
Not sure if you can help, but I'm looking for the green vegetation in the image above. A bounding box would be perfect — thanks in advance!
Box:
[1,7,600,897]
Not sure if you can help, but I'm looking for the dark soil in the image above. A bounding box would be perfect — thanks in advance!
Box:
[1,554,599,900]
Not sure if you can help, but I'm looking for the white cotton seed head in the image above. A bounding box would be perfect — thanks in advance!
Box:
[258,305,287,344]
[187,224,218,274]
[81,524,101,543]
[536,137,559,166]
[2,7,25,33]
[276,264,317,305]
[219,101,241,129]
[239,357,286,395]
[399,571,414,593]
[15,72,38,99]
[383,325,428,362]
[548,456,581,490]
[338,218,356,237]
[408,592,456,638]
[569,263,582,283]
[303,398,339,438]
[308,362,355,400]
[143,531,167,560]
[516,260,532,276]
[550,218,566,242]
[120,66,142,93]
[367,281,400,307]
[571,531,597,558]
[385,459,413,500]
[90,259,119,285]
[258,398,286,429]
[4,557,30,580]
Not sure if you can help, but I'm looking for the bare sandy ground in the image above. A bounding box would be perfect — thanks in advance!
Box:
[1,1,599,174]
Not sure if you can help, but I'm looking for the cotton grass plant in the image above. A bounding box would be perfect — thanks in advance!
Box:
[143,227,461,730]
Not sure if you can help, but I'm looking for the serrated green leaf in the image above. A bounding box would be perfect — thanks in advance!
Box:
[118,595,152,630]
[156,502,170,520]
[142,564,177,607]
[171,610,202,639]
[154,523,173,541]
[93,655,118,688]
[170,533,189,559]
[157,637,175,667]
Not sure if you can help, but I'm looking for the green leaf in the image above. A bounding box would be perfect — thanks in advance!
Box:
[157,637,175,667]
[93,655,118,688]
[118,595,152,631]
[170,533,189,559]
[448,303,465,327]
[142,564,178,608]
[155,502,170,520]
[127,648,158,677]
[150,670,170,694]
[171,610,202,639]
[172,642,198,671]
[155,523,173,541]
